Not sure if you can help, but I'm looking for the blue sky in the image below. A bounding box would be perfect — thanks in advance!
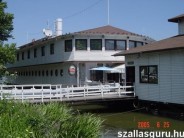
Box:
[5,0,184,46]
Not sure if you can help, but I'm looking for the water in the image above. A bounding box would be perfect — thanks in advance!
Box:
[71,101,184,138]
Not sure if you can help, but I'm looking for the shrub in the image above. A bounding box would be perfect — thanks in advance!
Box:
[0,100,102,138]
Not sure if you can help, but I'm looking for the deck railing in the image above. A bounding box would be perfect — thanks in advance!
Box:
[0,84,135,103]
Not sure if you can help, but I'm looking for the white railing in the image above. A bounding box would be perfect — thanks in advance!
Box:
[0,84,135,103]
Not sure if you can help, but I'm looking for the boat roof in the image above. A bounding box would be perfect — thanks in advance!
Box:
[114,35,184,56]
[18,25,150,50]
[168,14,184,23]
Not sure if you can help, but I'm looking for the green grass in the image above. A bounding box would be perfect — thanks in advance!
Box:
[0,100,103,138]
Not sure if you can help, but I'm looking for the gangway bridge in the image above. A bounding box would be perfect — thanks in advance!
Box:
[0,84,136,103]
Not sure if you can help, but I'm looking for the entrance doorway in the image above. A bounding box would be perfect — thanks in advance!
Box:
[126,66,135,86]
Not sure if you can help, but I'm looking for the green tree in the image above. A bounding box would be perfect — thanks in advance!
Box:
[0,0,14,41]
[0,0,16,78]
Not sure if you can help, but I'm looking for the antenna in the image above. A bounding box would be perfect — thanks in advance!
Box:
[107,0,110,25]
[47,19,50,29]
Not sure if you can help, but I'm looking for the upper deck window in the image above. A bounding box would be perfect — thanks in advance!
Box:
[75,39,87,50]
[50,43,54,55]
[129,41,143,49]
[27,50,30,59]
[34,48,37,58]
[105,40,114,50]
[116,40,126,50]
[17,53,19,61]
[41,46,45,56]
[90,39,102,50]
[65,40,72,52]
[22,52,24,60]
[105,40,126,50]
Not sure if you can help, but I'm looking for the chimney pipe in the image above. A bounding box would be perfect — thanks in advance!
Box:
[55,18,62,36]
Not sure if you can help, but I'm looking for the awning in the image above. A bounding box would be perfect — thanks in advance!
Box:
[90,66,121,73]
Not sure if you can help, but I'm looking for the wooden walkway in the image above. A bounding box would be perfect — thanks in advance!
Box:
[0,84,135,103]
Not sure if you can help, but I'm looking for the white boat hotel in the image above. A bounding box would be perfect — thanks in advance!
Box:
[7,19,154,86]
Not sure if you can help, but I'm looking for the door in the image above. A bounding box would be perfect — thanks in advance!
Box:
[126,66,135,86]
[79,63,86,85]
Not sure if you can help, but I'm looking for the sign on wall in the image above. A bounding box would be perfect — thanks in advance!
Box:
[68,65,76,75]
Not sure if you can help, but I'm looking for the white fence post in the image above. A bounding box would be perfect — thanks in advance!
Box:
[133,85,135,97]
[60,85,62,101]
[21,86,24,103]
[49,85,51,100]
[41,85,43,103]
[67,86,69,100]
[84,86,86,98]
[118,85,121,97]
[86,85,88,96]
[101,85,104,98]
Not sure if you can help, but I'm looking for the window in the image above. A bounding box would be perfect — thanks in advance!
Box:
[55,69,58,76]
[27,50,30,59]
[50,43,54,55]
[65,40,72,52]
[105,40,114,50]
[105,40,126,50]
[41,46,45,56]
[50,70,53,76]
[42,70,45,76]
[38,71,41,76]
[75,39,87,50]
[32,71,34,76]
[46,70,49,76]
[129,41,136,49]
[60,69,63,76]
[129,41,143,49]
[90,39,102,50]
[34,48,37,58]
[22,52,24,60]
[140,66,158,84]
[17,53,19,61]
[137,41,143,47]
[35,71,37,76]
[116,40,126,50]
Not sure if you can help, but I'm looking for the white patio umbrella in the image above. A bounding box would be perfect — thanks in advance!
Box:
[112,64,125,73]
